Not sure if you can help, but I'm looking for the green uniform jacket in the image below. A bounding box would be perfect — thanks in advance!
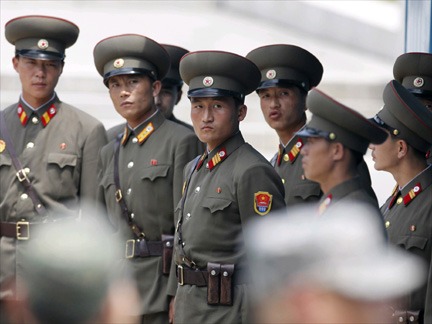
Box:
[169,132,286,324]
[382,166,432,322]
[0,95,107,299]
[317,176,382,216]
[96,110,201,316]
[106,113,206,154]
[271,134,377,206]
[270,134,321,206]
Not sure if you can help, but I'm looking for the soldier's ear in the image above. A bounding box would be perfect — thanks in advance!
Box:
[397,140,408,159]
[152,80,162,98]
[238,104,247,122]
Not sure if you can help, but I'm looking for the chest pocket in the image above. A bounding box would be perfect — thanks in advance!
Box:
[141,165,169,181]
[202,197,232,213]
[48,153,77,168]
[0,154,12,168]
[293,181,322,200]
[397,235,428,251]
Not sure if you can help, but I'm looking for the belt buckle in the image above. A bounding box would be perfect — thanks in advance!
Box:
[16,169,28,182]
[16,221,30,240]
[115,189,123,202]
[125,239,135,259]
[178,265,184,286]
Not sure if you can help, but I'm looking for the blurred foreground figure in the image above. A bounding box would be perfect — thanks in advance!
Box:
[4,214,140,324]
[244,204,426,324]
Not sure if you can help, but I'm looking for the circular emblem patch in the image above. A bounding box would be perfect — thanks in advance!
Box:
[413,186,419,193]
[17,107,22,114]
[413,77,424,88]
[37,39,49,50]
[219,151,225,158]
[266,69,276,79]
[203,76,213,87]
[114,58,124,69]
[49,107,56,114]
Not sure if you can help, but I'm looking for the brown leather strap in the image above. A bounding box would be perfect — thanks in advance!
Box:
[125,239,164,258]
[177,266,208,287]
[114,134,145,238]
[0,221,40,240]
[0,111,47,215]
[176,265,247,286]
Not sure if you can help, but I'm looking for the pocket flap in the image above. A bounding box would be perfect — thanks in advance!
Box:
[0,154,12,167]
[48,153,77,168]
[141,165,169,181]
[397,235,428,250]
[294,182,321,200]
[100,172,115,189]
[202,197,232,213]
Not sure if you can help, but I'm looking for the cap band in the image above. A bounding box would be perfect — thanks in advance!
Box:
[103,68,156,85]
[16,49,64,61]
[187,88,245,101]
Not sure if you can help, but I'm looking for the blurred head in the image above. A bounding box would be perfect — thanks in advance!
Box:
[5,210,139,324]
[244,203,426,323]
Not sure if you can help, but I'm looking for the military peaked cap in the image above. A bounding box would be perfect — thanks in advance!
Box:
[180,51,261,101]
[162,44,189,87]
[393,52,432,97]
[246,44,323,92]
[93,34,170,86]
[298,88,387,154]
[372,80,432,153]
[5,15,79,61]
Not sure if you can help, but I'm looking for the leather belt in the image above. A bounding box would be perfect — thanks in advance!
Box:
[176,265,247,286]
[125,239,163,258]
[0,221,39,240]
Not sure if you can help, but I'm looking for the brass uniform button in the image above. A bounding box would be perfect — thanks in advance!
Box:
[26,142,35,149]
[385,221,390,228]
[282,178,285,184]
[397,197,403,204]
[31,117,39,124]
[283,154,289,162]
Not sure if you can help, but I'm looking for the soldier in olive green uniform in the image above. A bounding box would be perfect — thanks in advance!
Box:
[393,52,432,165]
[297,88,387,216]
[167,51,286,324]
[106,44,203,151]
[247,44,376,206]
[369,80,432,324]
[0,16,107,302]
[94,34,201,323]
